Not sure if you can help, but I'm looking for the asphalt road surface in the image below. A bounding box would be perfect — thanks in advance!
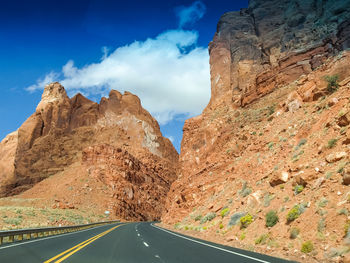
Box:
[0,222,297,262]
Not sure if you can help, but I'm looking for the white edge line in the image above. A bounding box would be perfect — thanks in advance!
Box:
[0,223,120,250]
[151,224,270,263]
[143,241,149,247]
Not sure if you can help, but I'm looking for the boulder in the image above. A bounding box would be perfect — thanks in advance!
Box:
[325,152,347,163]
[343,168,350,185]
[270,171,289,186]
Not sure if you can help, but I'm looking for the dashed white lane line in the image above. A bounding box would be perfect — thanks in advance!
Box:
[151,224,270,263]
[143,241,149,247]
[137,233,140,237]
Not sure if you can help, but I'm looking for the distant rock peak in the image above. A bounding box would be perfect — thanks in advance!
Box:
[0,82,178,198]
[36,82,69,112]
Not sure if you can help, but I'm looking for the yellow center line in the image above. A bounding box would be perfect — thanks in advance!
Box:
[44,224,123,263]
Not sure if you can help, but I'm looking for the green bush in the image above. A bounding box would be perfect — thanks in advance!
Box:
[327,138,338,149]
[200,212,216,224]
[267,105,275,116]
[220,208,229,218]
[318,198,328,208]
[267,142,274,150]
[318,218,326,233]
[301,241,314,253]
[287,205,302,222]
[294,185,304,195]
[240,214,253,229]
[344,220,350,237]
[297,138,307,148]
[324,75,339,93]
[219,223,224,229]
[255,234,269,245]
[290,227,300,239]
[265,210,279,227]
[194,215,202,221]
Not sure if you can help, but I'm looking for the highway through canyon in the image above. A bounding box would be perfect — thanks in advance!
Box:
[0,222,295,262]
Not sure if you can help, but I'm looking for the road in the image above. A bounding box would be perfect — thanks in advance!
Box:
[0,222,296,262]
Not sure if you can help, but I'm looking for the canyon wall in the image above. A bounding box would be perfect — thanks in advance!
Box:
[162,0,350,261]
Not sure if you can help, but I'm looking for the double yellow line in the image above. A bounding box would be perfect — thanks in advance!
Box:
[44,224,122,263]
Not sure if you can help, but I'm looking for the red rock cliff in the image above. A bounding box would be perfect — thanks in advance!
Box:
[0,82,178,221]
[162,1,350,261]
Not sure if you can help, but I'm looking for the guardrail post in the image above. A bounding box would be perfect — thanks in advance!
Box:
[0,237,2,245]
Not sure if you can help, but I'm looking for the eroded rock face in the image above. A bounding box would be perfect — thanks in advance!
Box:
[83,144,176,220]
[162,2,350,261]
[0,82,178,220]
[0,131,18,194]
[207,0,350,110]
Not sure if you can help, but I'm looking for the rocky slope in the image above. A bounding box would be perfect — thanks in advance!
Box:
[0,82,178,221]
[162,0,350,262]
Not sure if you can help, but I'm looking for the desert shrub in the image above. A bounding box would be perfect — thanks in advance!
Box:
[267,142,274,150]
[219,223,224,229]
[318,218,326,233]
[318,198,328,208]
[255,234,269,245]
[344,220,350,237]
[228,212,246,226]
[328,138,338,148]
[200,212,216,224]
[290,227,300,239]
[301,241,314,253]
[3,217,22,226]
[294,185,304,195]
[263,193,275,207]
[326,171,333,179]
[287,205,302,222]
[297,138,307,148]
[220,208,229,218]
[240,232,246,240]
[337,162,347,173]
[267,105,275,116]
[240,214,253,229]
[338,208,349,216]
[324,75,339,93]
[265,210,279,227]
[194,215,202,221]
[239,181,252,197]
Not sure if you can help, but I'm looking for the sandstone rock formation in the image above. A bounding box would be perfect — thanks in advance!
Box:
[162,1,350,262]
[207,0,350,109]
[0,131,18,191]
[0,82,178,221]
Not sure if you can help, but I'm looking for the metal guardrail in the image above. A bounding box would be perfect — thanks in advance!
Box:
[0,220,120,245]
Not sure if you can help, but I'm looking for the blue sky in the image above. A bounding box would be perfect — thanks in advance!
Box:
[0,0,247,152]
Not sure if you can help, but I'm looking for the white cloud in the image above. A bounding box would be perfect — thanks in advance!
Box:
[175,1,206,28]
[27,30,210,124]
[26,2,210,125]
[27,71,60,93]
